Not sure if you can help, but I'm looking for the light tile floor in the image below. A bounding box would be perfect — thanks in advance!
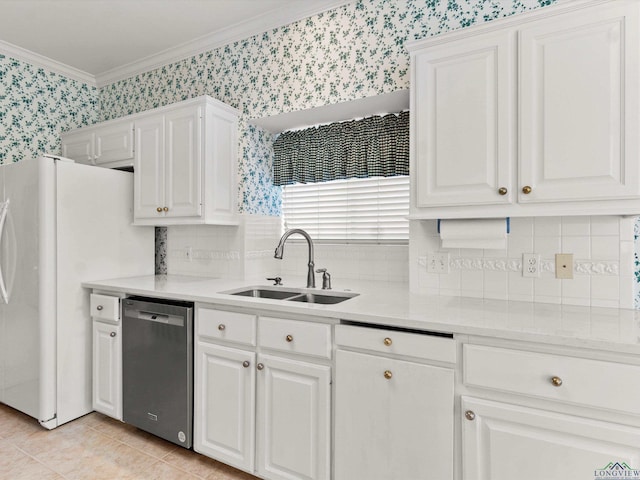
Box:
[0,404,259,480]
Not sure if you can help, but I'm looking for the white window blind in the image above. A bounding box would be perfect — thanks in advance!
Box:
[281,176,409,243]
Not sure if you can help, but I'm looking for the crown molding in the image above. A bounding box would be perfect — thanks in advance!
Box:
[95,0,355,88]
[0,39,96,86]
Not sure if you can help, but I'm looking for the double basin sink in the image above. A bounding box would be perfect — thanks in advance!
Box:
[221,286,358,305]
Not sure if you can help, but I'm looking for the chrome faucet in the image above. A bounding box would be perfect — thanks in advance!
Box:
[274,229,315,288]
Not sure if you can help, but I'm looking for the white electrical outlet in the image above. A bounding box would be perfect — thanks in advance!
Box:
[427,253,450,274]
[522,253,541,278]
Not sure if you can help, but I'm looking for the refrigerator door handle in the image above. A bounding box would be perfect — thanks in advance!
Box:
[0,198,10,304]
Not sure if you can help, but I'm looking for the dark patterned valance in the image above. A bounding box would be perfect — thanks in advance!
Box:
[272,110,409,186]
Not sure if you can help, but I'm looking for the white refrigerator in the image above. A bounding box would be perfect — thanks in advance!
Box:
[0,155,154,429]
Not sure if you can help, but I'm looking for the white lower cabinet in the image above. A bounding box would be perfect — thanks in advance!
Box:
[334,325,456,480]
[256,353,330,480]
[91,294,122,420]
[194,307,331,480]
[194,342,256,472]
[461,396,640,480]
[92,319,122,420]
[461,340,640,480]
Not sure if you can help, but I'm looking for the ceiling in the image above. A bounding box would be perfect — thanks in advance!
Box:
[0,0,353,86]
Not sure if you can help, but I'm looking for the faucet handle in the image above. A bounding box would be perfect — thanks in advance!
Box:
[266,276,282,286]
[315,268,331,290]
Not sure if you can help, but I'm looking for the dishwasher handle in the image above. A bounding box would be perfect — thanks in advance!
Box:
[125,309,185,327]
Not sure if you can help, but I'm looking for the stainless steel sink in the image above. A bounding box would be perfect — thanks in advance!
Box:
[221,286,358,304]
[229,288,301,300]
[286,292,358,304]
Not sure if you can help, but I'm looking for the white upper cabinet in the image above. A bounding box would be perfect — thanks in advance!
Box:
[413,29,514,207]
[61,96,239,226]
[133,97,239,226]
[61,120,134,168]
[518,1,639,203]
[94,121,135,167]
[408,0,640,218]
[164,106,202,218]
[134,115,165,220]
[61,129,94,165]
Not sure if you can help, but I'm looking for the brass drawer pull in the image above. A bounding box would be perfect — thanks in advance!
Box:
[550,376,563,387]
[243,361,250,368]
[286,334,293,343]
[384,370,392,380]
[257,363,264,371]
[465,410,476,421]
[218,324,226,331]
[383,337,392,346]
[522,185,532,194]
[498,187,508,195]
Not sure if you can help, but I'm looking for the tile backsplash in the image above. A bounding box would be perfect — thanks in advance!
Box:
[163,214,408,287]
[160,214,638,309]
[166,215,281,280]
[410,216,636,309]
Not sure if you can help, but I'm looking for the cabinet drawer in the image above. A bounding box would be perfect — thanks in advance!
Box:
[197,308,257,346]
[335,324,456,363]
[90,294,120,323]
[258,317,332,359]
[463,344,640,415]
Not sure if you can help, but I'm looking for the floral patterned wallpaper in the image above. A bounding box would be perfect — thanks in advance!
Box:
[99,0,557,215]
[0,55,98,164]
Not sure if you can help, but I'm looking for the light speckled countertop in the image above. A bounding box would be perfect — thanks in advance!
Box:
[83,275,640,354]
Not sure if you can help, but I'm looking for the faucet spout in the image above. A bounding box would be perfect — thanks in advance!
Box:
[274,229,316,288]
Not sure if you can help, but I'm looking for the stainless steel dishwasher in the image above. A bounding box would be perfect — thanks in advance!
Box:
[122,296,194,448]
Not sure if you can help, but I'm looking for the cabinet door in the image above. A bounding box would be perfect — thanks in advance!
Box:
[134,116,165,220]
[413,29,514,207]
[92,322,121,420]
[95,121,134,166]
[164,106,202,218]
[194,341,255,473]
[334,350,454,480]
[519,2,640,202]
[256,354,330,480]
[61,130,95,165]
[462,396,640,480]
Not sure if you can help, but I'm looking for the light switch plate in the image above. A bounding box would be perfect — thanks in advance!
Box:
[555,253,573,279]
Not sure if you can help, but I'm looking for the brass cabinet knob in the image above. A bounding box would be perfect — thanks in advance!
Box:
[498,187,508,196]
[286,334,293,343]
[522,185,532,194]
[96,305,103,311]
[257,363,264,371]
[551,376,563,387]
[163,206,169,212]
[110,332,116,338]
[156,207,163,213]
[384,370,392,380]
[383,337,392,346]
[465,410,476,421]
[243,360,250,368]
[218,324,226,331]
